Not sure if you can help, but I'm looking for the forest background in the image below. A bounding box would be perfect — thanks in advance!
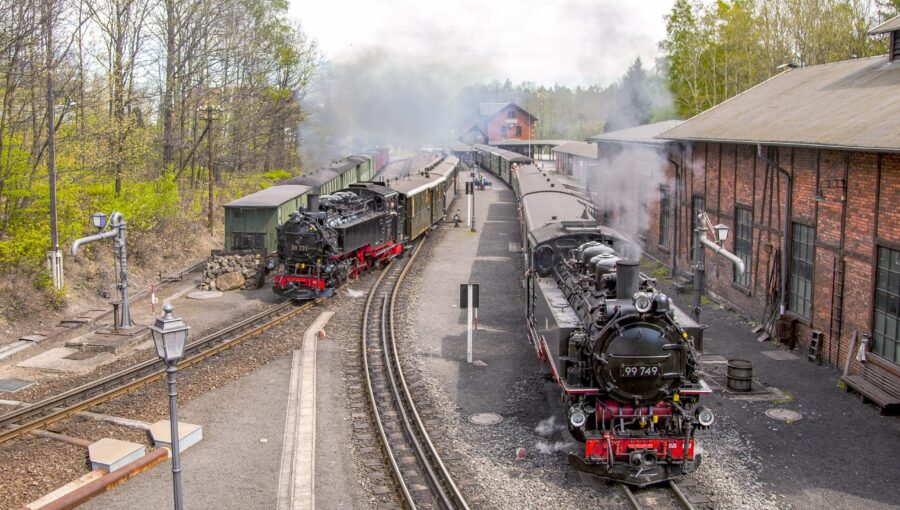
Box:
[0,0,897,324]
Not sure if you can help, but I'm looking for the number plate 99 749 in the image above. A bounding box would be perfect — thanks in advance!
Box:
[620,364,661,378]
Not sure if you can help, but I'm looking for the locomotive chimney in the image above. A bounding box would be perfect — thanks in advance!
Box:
[308,191,320,212]
[615,260,640,299]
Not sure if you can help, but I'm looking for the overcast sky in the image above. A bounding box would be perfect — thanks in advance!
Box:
[288,0,675,88]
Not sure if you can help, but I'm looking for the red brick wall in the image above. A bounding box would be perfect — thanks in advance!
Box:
[485,105,535,142]
[637,141,900,377]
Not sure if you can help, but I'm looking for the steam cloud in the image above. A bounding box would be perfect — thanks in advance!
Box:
[589,144,670,257]
[299,50,488,168]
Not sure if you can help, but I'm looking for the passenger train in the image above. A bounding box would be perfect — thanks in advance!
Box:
[473,145,711,487]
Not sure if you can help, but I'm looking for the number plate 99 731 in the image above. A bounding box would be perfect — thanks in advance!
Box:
[620,364,661,378]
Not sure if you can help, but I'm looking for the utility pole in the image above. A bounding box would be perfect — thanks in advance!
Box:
[46,0,63,290]
[204,106,216,233]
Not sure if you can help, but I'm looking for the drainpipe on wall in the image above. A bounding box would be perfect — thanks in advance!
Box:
[756,144,791,316]
[668,154,681,276]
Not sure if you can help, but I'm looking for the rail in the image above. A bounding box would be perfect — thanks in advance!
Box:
[0,300,313,444]
[361,241,468,509]
[619,481,697,510]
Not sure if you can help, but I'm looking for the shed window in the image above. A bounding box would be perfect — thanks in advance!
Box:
[507,109,515,119]
[501,126,508,138]
[658,186,670,247]
[789,223,814,320]
[734,207,752,287]
[515,126,522,137]
[874,246,900,365]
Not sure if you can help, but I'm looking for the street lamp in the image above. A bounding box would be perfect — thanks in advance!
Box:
[150,304,190,510]
[91,212,107,231]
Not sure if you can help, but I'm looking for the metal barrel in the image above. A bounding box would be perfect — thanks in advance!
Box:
[726,359,753,391]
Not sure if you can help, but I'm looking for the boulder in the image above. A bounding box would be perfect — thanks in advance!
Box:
[215,271,245,291]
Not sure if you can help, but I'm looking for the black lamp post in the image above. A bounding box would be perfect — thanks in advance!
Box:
[150,304,190,510]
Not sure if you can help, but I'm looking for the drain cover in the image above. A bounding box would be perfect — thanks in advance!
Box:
[0,378,36,393]
[765,408,803,422]
[468,412,503,425]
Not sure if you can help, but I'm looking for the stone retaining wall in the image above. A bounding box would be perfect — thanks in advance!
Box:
[199,253,262,291]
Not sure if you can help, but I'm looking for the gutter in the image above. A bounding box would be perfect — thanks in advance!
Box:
[757,144,791,316]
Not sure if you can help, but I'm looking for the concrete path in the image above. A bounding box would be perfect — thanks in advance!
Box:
[277,312,334,510]
[82,355,292,509]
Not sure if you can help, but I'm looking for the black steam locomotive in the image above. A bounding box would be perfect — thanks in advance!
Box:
[540,239,713,487]
[273,183,404,299]
[473,146,712,487]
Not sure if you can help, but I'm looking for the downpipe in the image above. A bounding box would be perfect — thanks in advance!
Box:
[757,144,791,316]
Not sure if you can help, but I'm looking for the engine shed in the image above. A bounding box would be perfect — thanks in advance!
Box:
[223,185,311,254]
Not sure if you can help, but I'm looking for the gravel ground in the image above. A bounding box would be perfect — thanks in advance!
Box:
[0,272,381,509]
[394,221,783,509]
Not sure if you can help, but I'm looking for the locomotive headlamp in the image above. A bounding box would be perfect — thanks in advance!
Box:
[696,406,715,427]
[569,408,587,428]
[713,223,729,243]
[633,291,653,313]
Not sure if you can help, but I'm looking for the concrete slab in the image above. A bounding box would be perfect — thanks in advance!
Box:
[187,290,223,300]
[88,438,145,472]
[66,326,150,353]
[19,334,47,343]
[17,347,116,375]
[0,340,35,361]
[24,470,106,510]
[0,378,36,392]
[74,309,109,321]
[149,420,203,453]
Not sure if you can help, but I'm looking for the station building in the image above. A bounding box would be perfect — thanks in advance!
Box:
[459,102,538,145]
[599,19,900,397]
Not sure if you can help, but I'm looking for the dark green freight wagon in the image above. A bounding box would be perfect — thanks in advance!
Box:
[223,185,312,253]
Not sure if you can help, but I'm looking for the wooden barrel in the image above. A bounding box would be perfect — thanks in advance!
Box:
[726,359,753,392]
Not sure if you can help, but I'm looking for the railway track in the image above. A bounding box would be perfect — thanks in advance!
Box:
[0,299,314,444]
[361,241,469,510]
[620,480,704,510]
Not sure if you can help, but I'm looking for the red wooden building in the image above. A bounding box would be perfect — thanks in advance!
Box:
[459,102,537,145]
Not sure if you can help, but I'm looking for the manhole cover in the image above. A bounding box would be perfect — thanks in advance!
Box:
[765,408,803,422]
[468,413,503,425]
[0,378,36,393]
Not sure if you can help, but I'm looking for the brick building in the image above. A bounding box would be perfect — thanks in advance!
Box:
[622,23,900,393]
[459,102,537,145]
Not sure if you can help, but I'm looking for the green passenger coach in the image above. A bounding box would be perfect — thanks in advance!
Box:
[223,184,312,253]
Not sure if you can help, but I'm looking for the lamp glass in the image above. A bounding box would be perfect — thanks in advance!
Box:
[814,189,824,202]
[91,212,107,230]
[150,304,190,363]
[713,223,729,242]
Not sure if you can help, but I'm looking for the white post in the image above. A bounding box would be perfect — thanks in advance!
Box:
[467,185,473,229]
[467,284,474,364]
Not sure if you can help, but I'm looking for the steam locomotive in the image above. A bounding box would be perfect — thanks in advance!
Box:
[273,156,460,299]
[475,145,712,487]
[273,184,404,299]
